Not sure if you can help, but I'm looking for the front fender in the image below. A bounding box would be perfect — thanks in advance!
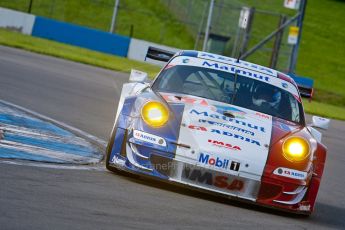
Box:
[115,82,148,122]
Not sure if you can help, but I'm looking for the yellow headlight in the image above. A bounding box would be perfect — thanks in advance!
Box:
[282,137,310,162]
[141,101,169,127]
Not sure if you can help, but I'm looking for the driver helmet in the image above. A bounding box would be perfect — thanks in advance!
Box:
[252,84,281,108]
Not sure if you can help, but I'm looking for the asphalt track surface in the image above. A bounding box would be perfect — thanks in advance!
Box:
[0,45,345,230]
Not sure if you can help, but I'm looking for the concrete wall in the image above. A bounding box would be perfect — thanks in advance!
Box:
[0,7,35,35]
[32,17,130,57]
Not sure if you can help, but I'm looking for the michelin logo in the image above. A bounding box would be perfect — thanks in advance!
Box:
[133,130,166,147]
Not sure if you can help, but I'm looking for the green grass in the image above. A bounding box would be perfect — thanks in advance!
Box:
[0,0,195,48]
[0,29,160,77]
[303,99,345,121]
[297,0,345,105]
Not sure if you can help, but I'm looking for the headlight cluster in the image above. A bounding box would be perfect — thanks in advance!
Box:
[141,101,169,127]
[282,137,310,162]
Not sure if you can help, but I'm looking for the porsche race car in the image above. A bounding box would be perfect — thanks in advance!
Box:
[106,48,329,215]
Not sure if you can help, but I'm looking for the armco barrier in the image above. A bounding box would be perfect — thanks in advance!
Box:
[32,16,130,57]
[0,7,35,35]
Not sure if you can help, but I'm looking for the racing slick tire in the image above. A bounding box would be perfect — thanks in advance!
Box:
[105,124,139,178]
[105,124,119,173]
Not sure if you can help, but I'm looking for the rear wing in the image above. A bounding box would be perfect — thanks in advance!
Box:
[289,74,314,99]
[145,46,176,62]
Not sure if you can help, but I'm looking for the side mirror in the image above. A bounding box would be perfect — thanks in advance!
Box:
[311,116,330,130]
[129,69,148,83]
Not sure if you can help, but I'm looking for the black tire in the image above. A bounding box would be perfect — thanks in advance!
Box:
[105,124,139,178]
[105,124,119,172]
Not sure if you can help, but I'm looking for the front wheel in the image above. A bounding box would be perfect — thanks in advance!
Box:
[105,124,139,178]
[105,124,118,172]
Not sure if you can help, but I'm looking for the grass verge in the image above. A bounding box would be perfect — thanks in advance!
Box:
[0,29,160,77]
[0,0,195,49]
[0,29,344,120]
[303,99,345,121]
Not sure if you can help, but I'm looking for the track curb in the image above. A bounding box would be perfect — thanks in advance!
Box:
[0,99,107,163]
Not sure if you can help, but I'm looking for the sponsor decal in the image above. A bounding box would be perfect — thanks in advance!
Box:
[230,161,241,171]
[282,82,289,89]
[190,109,266,133]
[188,125,207,131]
[202,61,270,82]
[198,153,231,170]
[208,139,241,151]
[111,155,117,164]
[298,203,311,212]
[199,153,240,171]
[213,105,246,119]
[170,55,299,98]
[188,125,261,146]
[161,94,182,103]
[198,153,240,171]
[198,52,275,75]
[161,94,209,106]
[273,167,307,180]
[133,130,166,147]
[183,167,244,191]
[255,112,271,120]
[199,119,255,136]
[182,97,209,106]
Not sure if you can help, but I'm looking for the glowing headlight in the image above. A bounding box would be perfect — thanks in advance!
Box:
[141,101,169,127]
[282,137,310,162]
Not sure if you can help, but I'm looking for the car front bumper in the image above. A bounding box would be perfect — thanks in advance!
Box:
[108,127,315,215]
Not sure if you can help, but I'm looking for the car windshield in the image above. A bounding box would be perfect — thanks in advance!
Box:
[152,64,304,125]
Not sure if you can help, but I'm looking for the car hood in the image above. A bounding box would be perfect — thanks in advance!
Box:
[159,92,302,180]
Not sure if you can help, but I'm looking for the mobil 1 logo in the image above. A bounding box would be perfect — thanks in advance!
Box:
[198,153,240,172]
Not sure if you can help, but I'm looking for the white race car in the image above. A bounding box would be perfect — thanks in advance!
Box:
[106,48,329,215]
